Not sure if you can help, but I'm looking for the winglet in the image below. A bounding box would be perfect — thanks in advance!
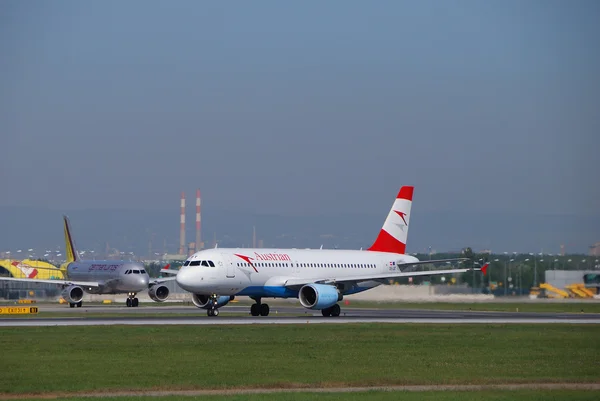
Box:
[480,262,489,276]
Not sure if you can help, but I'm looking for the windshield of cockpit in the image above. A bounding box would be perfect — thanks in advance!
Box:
[183,260,215,267]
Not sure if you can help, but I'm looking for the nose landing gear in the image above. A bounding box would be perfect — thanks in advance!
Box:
[126,293,139,307]
[206,293,219,317]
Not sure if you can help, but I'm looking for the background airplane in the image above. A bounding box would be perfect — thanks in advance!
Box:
[0,216,175,307]
[164,186,488,317]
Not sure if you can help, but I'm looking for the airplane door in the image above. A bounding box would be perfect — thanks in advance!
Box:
[293,260,300,274]
[223,254,235,278]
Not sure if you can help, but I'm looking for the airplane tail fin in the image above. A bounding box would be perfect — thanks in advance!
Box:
[63,215,80,263]
[367,186,414,254]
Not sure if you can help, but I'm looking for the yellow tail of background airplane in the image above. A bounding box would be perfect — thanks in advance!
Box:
[60,215,80,271]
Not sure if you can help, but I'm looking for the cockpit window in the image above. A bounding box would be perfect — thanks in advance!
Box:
[189,261,201,266]
[133,270,140,274]
[125,270,131,274]
[201,260,209,267]
[140,270,146,274]
[183,261,190,266]
[208,261,215,267]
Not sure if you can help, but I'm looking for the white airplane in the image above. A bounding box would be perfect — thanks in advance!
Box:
[166,186,488,317]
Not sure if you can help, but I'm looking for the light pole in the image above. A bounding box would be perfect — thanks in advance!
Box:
[493,258,500,291]
[523,259,529,292]
[503,252,508,296]
[529,252,539,287]
[509,259,514,295]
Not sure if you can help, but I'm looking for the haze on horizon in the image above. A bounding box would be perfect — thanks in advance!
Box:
[1,1,599,253]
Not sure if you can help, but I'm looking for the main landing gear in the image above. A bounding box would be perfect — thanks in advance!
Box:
[69,301,83,308]
[321,304,341,317]
[126,293,139,307]
[250,297,270,316]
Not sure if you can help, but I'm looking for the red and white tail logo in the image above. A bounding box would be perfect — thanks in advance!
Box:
[367,186,413,254]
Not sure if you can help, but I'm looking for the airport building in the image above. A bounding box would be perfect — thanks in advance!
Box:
[0,259,65,300]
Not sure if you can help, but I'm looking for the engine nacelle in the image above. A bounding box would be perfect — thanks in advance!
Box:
[299,284,342,310]
[61,285,84,304]
[148,285,170,302]
[192,294,234,309]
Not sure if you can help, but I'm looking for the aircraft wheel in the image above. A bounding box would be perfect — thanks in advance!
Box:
[321,307,331,317]
[207,309,214,317]
[126,298,131,307]
[259,303,270,316]
[76,301,83,308]
[132,298,139,307]
[69,303,75,308]
[330,304,340,317]
[213,309,219,317]
[250,304,260,316]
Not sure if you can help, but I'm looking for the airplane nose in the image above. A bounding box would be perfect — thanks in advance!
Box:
[176,268,198,292]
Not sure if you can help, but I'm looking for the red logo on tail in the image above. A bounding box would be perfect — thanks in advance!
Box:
[481,263,489,276]
[394,210,408,226]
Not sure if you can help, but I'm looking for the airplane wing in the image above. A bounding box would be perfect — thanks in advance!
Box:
[159,268,178,275]
[283,263,488,288]
[0,277,100,288]
[395,257,469,270]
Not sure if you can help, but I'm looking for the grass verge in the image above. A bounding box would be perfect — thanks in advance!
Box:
[7,390,600,401]
[0,324,598,395]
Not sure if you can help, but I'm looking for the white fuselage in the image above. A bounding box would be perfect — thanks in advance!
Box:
[175,248,419,298]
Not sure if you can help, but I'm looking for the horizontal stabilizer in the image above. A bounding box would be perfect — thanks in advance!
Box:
[160,268,178,275]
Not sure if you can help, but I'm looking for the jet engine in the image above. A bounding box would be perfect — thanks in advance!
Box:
[61,285,84,304]
[192,294,234,309]
[148,284,170,302]
[298,284,342,310]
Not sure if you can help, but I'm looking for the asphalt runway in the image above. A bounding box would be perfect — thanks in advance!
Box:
[1,304,600,326]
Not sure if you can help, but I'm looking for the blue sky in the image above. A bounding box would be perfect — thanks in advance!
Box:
[1,0,598,222]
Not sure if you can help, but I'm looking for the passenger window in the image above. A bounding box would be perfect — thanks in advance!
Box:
[190,261,201,266]
[208,261,215,267]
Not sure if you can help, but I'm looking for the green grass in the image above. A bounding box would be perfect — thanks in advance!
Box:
[2,300,600,319]
[13,390,600,401]
[341,301,600,313]
[0,324,598,395]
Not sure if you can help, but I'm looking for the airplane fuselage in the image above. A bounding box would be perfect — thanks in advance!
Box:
[176,248,419,297]
[65,260,149,294]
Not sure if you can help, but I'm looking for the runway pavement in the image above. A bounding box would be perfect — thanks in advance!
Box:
[1,304,600,326]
